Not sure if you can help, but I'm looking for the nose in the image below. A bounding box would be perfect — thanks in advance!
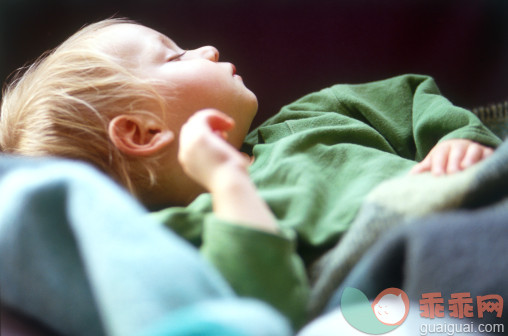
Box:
[192,46,219,62]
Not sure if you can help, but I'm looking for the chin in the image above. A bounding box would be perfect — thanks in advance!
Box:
[250,91,259,110]
[246,93,259,118]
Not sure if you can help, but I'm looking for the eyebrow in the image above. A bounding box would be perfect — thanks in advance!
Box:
[157,34,177,50]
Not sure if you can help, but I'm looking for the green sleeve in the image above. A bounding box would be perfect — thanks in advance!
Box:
[410,75,502,159]
[245,74,501,162]
[200,215,309,329]
[328,74,502,161]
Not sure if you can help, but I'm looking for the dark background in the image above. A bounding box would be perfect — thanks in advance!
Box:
[1,0,507,128]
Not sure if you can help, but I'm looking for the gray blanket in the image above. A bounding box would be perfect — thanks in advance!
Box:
[309,138,508,316]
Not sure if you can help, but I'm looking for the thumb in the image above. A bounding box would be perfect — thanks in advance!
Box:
[199,109,235,133]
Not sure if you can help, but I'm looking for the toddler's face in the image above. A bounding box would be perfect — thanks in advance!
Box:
[97,23,258,148]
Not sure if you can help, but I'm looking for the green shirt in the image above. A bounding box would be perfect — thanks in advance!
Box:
[152,74,501,328]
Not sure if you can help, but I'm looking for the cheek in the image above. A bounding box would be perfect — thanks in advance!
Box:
[159,65,257,133]
[173,73,230,104]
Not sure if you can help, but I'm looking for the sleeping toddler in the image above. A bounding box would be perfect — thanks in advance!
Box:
[0,18,501,329]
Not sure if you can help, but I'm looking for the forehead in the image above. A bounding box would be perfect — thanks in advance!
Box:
[95,23,177,61]
[97,23,156,51]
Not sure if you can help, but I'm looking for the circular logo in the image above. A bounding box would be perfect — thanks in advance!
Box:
[341,287,410,334]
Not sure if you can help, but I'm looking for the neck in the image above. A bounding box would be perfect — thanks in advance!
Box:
[139,168,206,211]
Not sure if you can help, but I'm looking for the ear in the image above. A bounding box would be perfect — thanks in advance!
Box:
[108,115,174,157]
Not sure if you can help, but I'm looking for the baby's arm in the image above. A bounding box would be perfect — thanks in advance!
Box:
[410,138,494,175]
[179,109,309,328]
[178,108,278,233]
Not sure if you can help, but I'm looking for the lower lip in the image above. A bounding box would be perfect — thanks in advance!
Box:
[233,74,243,80]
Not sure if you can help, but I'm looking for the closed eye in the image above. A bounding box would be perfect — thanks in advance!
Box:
[167,50,187,62]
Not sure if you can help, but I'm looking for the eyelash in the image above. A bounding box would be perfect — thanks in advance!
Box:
[168,50,187,62]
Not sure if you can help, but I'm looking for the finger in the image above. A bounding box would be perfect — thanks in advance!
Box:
[460,144,483,169]
[410,157,431,174]
[214,130,229,140]
[482,147,494,159]
[184,109,234,136]
[196,109,235,133]
[431,146,449,176]
[446,144,467,174]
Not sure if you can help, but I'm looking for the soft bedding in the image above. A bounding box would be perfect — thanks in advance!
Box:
[0,157,291,336]
[310,136,508,316]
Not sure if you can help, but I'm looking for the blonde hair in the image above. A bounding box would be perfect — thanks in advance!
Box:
[0,18,168,195]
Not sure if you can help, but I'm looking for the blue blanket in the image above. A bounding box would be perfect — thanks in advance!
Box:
[0,157,291,336]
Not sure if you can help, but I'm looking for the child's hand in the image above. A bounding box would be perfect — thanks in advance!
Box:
[410,139,494,176]
[179,109,277,233]
[178,109,250,191]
